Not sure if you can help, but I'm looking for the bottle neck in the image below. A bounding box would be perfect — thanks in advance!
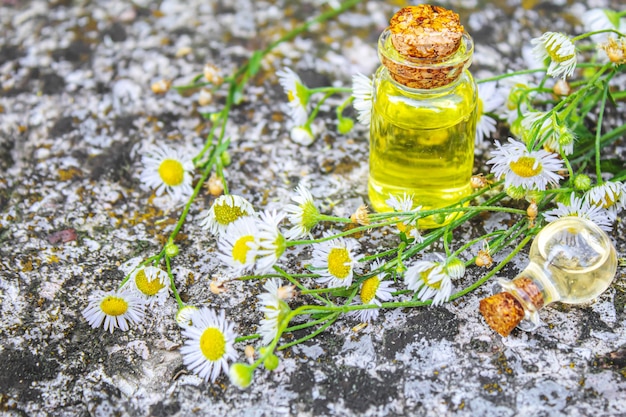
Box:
[377,28,474,89]
[497,275,545,331]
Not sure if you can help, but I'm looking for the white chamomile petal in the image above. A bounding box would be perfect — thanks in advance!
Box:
[487,138,563,191]
[124,266,170,307]
[140,144,195,202]
[200,194,256,235]
[310,233,360,288]
[217,216,260,275]
[352,73,373,126]
[180,308,237,382]
[405,260,452,306]
[82,288,146,333]
[545,193,614,231]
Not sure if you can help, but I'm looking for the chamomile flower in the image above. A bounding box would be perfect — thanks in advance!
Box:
[600,37,626,65]
[444,257,466,280]
[256,210,287,274]
[124,266,170,306]
[386,193,423,242]
[544,193,614,231]
[218,216,260,275]
[290,125,315,146]
[176,305,199,328]
[475,82,504,144]
[349,261,394,323]
[140,144,194,202]
[82,288,146,333]
[284,184,321,239]
[200,194,256,235]
[277,67,309,126]
[257,279,291,345]
[531,32,577,79]
[310,234,360,288]
[487,138,564,191]
[180,308,237,383]
[404,259,452,306]
[585,181,626,216]
[352,73,373,126]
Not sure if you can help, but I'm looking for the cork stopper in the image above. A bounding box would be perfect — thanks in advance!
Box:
[512,276,545,310]
[389,5,464,60]
[380,5,472,89]
[479,292,524,337]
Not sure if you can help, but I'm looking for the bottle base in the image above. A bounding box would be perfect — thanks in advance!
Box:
[368,178,470,229]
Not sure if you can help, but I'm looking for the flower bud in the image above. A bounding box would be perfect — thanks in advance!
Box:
[151,79,171,94]
[229,363,254,389]
[506,185,526,200]
[165,241,179,258]
[263,353,280,371]
[573,174,591,191]
[337,117,355,134]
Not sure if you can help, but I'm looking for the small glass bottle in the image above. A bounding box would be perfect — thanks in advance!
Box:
[368,5,477,228]
[479,217,618,337]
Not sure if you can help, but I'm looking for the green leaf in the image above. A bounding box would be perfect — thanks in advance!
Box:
[247,51,263,77]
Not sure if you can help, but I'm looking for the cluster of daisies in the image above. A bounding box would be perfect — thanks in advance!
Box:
[82,266,171,333]
[80,8,626,387]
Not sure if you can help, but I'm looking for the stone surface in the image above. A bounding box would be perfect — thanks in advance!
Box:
[1,1,625,416]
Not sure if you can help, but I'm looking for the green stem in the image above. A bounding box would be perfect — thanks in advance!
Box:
[594,76,612,183]
[165,256,184,308]
[273,265,332,305]
[450,234,534,301]
[278,313,340,350]
[308,86,352,95]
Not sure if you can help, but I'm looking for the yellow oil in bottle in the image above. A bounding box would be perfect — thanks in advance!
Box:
[368,67,477,228]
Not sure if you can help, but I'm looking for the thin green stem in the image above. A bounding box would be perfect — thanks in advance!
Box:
[594,76,612,183]
[165,256,184,308]
[273,265,331,306]
[450,234,534,301]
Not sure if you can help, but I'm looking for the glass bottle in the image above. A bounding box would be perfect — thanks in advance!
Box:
[479,217,618,337]
[368,5,478,228]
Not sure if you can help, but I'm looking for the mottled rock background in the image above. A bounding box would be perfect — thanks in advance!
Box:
[1,0,625,416]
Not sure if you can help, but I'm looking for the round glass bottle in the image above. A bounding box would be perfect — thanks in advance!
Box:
[479,217,618,337]
[368,5,478,228]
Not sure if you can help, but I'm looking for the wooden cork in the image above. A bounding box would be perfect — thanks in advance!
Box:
[389,5,464,60]
[383,5,469,89]
[512,276,545,310]
[479,292,524,337]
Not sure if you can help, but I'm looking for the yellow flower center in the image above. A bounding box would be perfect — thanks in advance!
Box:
[199,327,226,361]
[477,97,484,117]
[100,296,128,316]
[421,267,441,289]
[360,276,380,304]
[232,235,255,264]
[135,269,165,296]
[546,43,574,63]
[213,202,247,226]
[327,247,351,280]
[158,159,185,186]
[509,156,542,178]
[287,90,295,102]
[601,189,619,209]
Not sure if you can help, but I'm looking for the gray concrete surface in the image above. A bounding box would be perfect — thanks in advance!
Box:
[1,0,625,416]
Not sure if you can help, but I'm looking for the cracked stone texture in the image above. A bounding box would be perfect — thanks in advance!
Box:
[1,0,625,416]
